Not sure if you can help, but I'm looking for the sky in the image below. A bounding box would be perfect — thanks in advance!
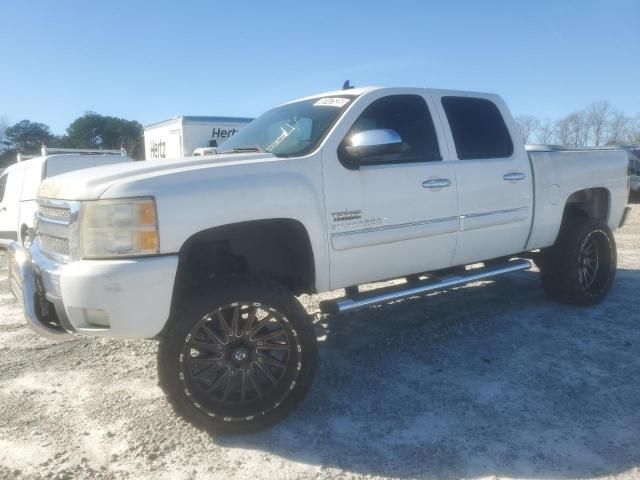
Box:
[1,0,639,134]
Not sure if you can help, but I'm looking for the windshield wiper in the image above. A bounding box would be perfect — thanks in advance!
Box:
[220,145,265,154]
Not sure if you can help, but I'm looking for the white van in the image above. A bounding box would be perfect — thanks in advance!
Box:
[0,152,133,246]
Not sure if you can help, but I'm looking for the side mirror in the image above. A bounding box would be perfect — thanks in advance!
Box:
[342,129,403,166]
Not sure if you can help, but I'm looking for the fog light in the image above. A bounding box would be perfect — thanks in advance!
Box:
[84,308,110,327]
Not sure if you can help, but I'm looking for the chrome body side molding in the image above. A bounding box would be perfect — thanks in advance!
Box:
[330,216,458,251]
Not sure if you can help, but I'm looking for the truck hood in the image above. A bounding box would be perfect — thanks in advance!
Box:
[38,152,277,200]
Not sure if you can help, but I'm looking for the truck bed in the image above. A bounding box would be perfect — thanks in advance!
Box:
[526,149,629,250]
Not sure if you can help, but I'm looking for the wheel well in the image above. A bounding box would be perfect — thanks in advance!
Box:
[563,188,610,223]
[171,219,315,314]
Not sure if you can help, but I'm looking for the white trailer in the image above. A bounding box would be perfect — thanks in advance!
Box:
[144,116,253,160]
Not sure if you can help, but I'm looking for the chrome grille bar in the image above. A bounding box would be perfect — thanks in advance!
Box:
[35,199,80,261]
[38,205,71,223]
[39,234,70,256]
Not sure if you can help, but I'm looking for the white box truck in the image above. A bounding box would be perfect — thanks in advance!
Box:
[144,116,253,160]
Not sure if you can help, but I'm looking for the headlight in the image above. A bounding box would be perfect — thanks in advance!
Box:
[80,198,159,258]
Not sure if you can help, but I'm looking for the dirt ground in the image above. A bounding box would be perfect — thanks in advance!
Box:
[1,202,639,480]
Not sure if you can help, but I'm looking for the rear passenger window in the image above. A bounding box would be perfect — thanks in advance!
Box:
[441,96,514,160]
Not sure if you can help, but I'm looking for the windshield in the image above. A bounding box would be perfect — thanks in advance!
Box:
[220,95,356,157]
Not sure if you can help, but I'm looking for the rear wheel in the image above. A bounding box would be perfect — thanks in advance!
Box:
[158,277,318,434]
[540,217,616,305]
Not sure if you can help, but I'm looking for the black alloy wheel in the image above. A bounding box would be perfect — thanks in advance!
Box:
[180,302,302,420]
[158,277,318,434]
[540,217,616,305]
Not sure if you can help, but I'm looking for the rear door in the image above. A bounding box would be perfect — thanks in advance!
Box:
[321,90,459,288]
[432,93,533,265]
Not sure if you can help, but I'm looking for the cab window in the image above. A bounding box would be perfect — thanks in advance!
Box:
[340,94,441,168]
[220,95,356,157]
[441,96,514,160]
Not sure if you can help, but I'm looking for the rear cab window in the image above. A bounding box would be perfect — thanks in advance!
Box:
[441,96,514,160]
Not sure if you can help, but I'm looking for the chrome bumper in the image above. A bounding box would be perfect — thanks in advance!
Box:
[7,241,74,340]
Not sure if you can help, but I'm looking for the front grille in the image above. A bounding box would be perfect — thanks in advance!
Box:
[39,233,70,256]
[39,205,71,222]
[36,200,77,259]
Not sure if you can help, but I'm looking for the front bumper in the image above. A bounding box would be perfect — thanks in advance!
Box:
[7,242,73,340]
[7,241,179,339]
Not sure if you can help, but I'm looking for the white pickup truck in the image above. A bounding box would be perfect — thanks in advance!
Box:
[8,86,631,434]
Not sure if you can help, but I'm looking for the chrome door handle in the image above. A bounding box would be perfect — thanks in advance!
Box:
[503,172,526,181]
[422,178,451,189]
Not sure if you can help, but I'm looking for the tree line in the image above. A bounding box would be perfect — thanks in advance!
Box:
[0,113,144,163]
[2,101,638,167]
[515,101,640,147]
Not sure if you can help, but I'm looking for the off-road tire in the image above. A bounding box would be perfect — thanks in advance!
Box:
[158,277,318,434]
[540,217,616,306]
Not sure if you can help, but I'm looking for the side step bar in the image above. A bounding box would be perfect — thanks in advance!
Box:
[319,259,532,315]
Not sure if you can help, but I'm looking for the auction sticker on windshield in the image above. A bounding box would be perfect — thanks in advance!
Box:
[314,97,351,107]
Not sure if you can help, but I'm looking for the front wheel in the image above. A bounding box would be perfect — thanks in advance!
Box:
[158,277,318,434]
[540,217,617,306]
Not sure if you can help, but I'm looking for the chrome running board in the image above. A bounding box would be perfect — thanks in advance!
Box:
[319,259,532,314]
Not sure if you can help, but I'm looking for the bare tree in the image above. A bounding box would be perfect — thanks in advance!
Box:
[627,115,640,144]
[536,120,555,144]
[514,115,541,144]
[606,110,630,145]
[515,101,639,148]
[585,101,612,146]
[554,116,572,146]
[566,111,589,147]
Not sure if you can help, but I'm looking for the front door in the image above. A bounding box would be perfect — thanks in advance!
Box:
[321,91,459,289]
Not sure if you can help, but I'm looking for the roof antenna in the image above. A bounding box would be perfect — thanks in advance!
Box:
[342,80,355,90]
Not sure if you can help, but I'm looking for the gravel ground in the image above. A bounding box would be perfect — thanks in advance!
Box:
[1,202,639,480]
